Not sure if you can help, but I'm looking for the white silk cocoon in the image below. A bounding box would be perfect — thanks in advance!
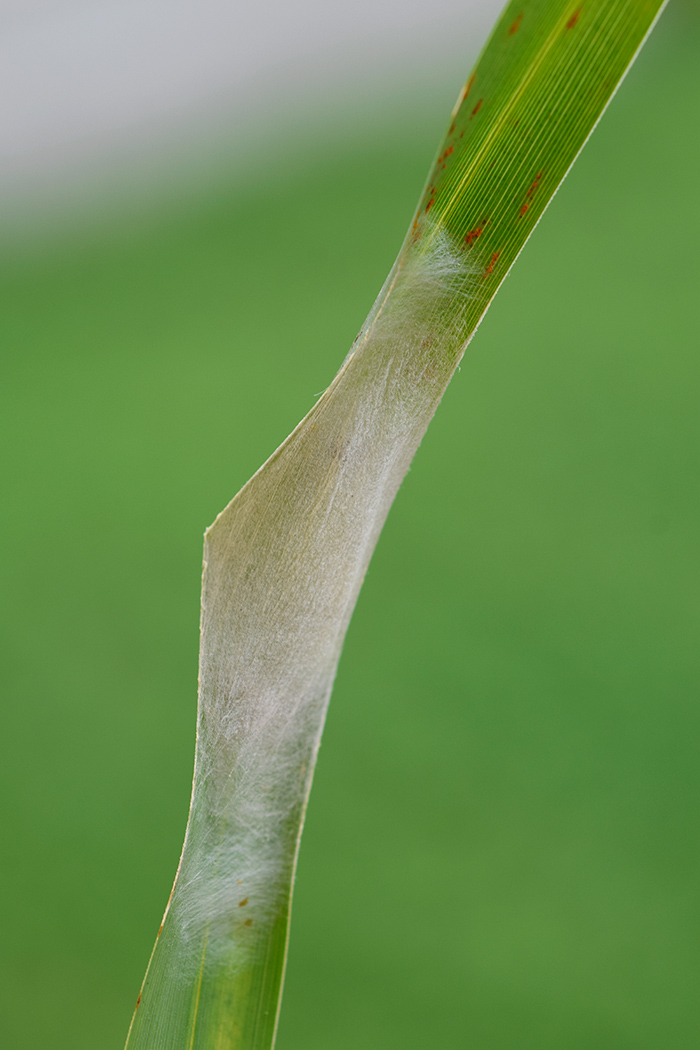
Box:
[126,226,478,1046]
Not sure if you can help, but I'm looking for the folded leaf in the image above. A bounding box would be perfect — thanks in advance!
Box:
[125,0,667,1046]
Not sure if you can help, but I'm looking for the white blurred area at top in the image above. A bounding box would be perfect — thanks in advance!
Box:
[0,0,500,232]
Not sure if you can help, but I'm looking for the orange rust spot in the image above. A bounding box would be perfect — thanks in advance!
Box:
[509,12,523,34]
[470,99,483,120]
[136,995,142,1009]
[244,919,253,927]
[445,145,454,157]
[452,74,476,117]
[485,251,500,276]
[464,222,486,247]
[566,7,581,28]
[519,171,542,215]
[448,121,456,135]
[239,897,249,907]
[425,198,434,212]
[528,171,543,195]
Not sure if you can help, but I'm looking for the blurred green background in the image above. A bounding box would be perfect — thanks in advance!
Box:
[1,6,699,1047]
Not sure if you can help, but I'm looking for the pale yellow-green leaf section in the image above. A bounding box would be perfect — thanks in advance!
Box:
[125,0,667,1047]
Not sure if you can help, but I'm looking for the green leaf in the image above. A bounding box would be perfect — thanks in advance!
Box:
[124,1,667,1047]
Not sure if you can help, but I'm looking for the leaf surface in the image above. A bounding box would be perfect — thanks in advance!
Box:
[124,0,667,1046]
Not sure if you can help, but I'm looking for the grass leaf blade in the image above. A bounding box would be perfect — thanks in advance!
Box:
[124,0,667,1046]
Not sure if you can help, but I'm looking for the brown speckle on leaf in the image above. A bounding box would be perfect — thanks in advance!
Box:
[528,171,543,195]
[470,99,483,120]
[464,222,487,247]
[566,7,581,28]
[452,73,476,117]
[239,897,249,907]
[509,12,523,34]
[519,171,542,214]
[244,919,253,927]
[485,251,500,276]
